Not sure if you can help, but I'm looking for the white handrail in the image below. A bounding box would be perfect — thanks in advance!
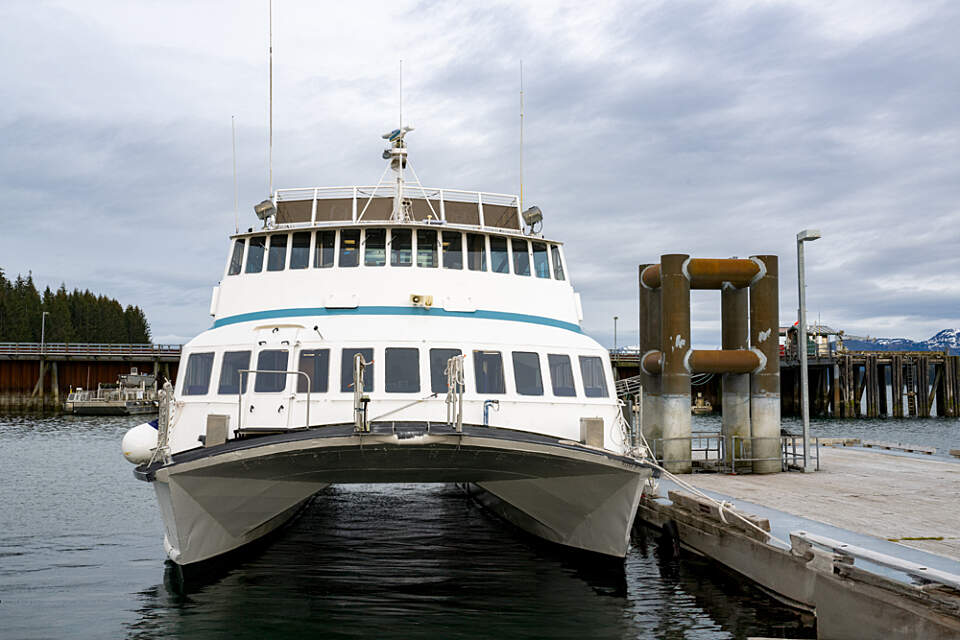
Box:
[238,369,312,432]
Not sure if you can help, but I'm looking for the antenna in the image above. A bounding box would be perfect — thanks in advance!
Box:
[519,60,524,212]
[232,116,239,233]
[399,59,403,132]
[268,0,273,197]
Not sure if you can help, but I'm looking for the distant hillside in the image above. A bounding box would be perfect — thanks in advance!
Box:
[843,329,960,355]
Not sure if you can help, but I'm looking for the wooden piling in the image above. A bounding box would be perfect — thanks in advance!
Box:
[891,354,903,418]
[877,360,888,417]
[832,362,841,417]
[918,356,931,418]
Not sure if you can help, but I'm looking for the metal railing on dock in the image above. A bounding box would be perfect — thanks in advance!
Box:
[647,434,820,473]
[0,342,182,358]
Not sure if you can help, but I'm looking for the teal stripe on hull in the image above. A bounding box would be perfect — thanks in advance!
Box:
[212,306,583,334]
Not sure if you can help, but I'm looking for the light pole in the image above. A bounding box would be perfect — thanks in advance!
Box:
[41,311,50,355]
[613,316,619,352]
[797,229,821,472]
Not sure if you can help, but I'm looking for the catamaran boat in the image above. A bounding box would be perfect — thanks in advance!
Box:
[125,127,654,566]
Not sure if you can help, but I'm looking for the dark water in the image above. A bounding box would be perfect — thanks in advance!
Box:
[27,414,960,638]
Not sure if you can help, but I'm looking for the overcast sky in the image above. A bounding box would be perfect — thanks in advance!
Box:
[2,0,958,347]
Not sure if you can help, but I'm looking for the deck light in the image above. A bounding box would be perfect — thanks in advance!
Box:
[522,206,542,227]
[254,199,276,221]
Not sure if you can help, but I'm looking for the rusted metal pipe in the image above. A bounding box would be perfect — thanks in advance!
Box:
[721,286,751,466]
[749,254,780,474]
[660,254,691,473]
[637,349,759,375]
[640,258,762,290]
[638,264,662,443]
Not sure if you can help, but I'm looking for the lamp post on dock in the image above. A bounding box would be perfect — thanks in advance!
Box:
[797,229,821,473]
[613,316,619,352]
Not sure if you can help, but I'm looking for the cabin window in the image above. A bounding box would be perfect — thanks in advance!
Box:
[490,236,509,273]
[267,234,288,271]
[512,352,543,396]
[579,356,609,398]
[473,350,505,394]
[430,348,462,393]
[532,242,550,279]
[228,240,245,275]
[385,348,420,393]
[417,230,438,268]
[341,348,374,392]
[339,229,360,267]
[467,234,486,271]
[255,349,289,393]
[315,230,336,268]
[297,349,329,393]
[218,350,251,395]
[547,354,576,397]
[364,228,386,267]
[245,236,266,273]
[442,232,463,269]
[391,229,412,267]
[290,232,311,269]
[551,245,565,281]
[182,352,214,396]
[512,239,530,276]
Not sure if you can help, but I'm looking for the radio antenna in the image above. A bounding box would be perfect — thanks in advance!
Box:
[399,59,403,131]
[268,0,273,197]
[519,59,524,211]
[232,115,239,233]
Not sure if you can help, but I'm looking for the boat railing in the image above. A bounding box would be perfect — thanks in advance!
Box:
[238,370,312,432]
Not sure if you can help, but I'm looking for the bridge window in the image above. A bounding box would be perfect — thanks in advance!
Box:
[315,230,335,268]
[442,232,463,269]
[245,236,266,273]
[579,356,608,398]
[512,239,530,276]
[339,229,360,267]
[297,349,329,392]
[551,245,565,281]
[430,348,462,393]
[228,240,244,275]
[532,242,550,279]
[512,351,543,396]
[218,350,251,394]
[341,348,374,392]
[290,232,311,269]
[391,229,412,267]
[255,349,289,393]
[490,236,509,273]
[364,228,386,266]
[417,230,438,268]
[547,354,576,397]
[473,350,505,394]
[467,234,486,271]
[267,234,288,271]
[182,352,214,396]
[385,348,420,393]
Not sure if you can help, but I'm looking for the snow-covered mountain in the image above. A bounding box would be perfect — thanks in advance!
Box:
[844,329,960,355]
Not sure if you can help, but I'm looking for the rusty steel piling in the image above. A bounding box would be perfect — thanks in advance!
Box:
[638,264,662,444]
[721,285,751,465]
[749,255,780,474]
[659,254,692,473]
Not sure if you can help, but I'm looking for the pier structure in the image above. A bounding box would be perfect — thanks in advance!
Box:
[637,254,780,474]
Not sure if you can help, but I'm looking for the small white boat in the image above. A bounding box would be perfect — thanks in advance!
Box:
[67,370,158,415]
[126,128,653,565]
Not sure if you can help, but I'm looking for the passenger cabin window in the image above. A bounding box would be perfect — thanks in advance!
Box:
[430,348,462,393]
[512,352,543,396]
[228,239,244,275]
[490,236,509,273]
[255,350,289,393]
[340,229,360,267]
[442,232,463,269]
[417,230,438,268]
[341,348,374,392]
[532,242,550,279]
[548,354,576,397]
[473,350,505,394]
[218,350,251,395]
[385,348,420,393]
[551,245,566,281]
[267,234,288,271]
[579,356,609,398]
[512,239,530,276]
[290,232,310,269]
[182,352,214,395]
[315,230,335,268]
[467,234,486,271]
[297,349,330,392]
[246,236,266,273]
[364,228,386,267]
[391,229,412,267]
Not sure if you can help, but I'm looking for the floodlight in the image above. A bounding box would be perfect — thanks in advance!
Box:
[797,229,822,242]
[254,199,276,220]
[521,206,543,226]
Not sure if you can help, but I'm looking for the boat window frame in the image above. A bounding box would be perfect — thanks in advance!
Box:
[473,349,506,394]
[289,231,311,270]
[417,229,438,268]
[385,347,421,393]
[551,245,566,281]
[217,350,252,395]
[512,238,531,276]
[340,347,374,392]
[254,349,290,393]
[429,348,463,394]
[442,231,463,270]
[489,235,509,274]
[532,242,551,279]
[227,239,245,276]
[315,229,336,268]
[364,228,387,267]
[297,348,330,393]
[578,355,609,398]
[339,229,360,268]
[390,228,413,267]
[547,354,577,397]
[267,233,288,272]
[466,233,487,272]
[245,235,267,273]
[182,352,215,396]
[512,351,544,396]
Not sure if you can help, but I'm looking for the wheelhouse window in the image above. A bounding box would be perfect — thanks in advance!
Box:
[473,350,505,394]
[512,239,530,276]
[267,234,288,271]
[532,242,550,279]
[218,350,251,395]
[364,228,386,267]
[551,245,565,281]
[255,350,289,392]
[290,232,311,269]
[297,349,329,392]
[385,348,420,393]
[417,230,438,268]
[579,356,609,398]
[442,232,463,269]
[490,236,509,274]
[430,348,462,393]
[245,236,266,273]
[341,348,374,392]
[391,229,412,267]
[512,352,543,396]
[339,229,360,267]
[547,355,576,397]
[228,239,244,275]
[182,352,214,395]
[467,234,486,271]
[315,230,335,268]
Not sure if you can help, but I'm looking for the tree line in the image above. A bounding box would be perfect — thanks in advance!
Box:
[0,269,152,343]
